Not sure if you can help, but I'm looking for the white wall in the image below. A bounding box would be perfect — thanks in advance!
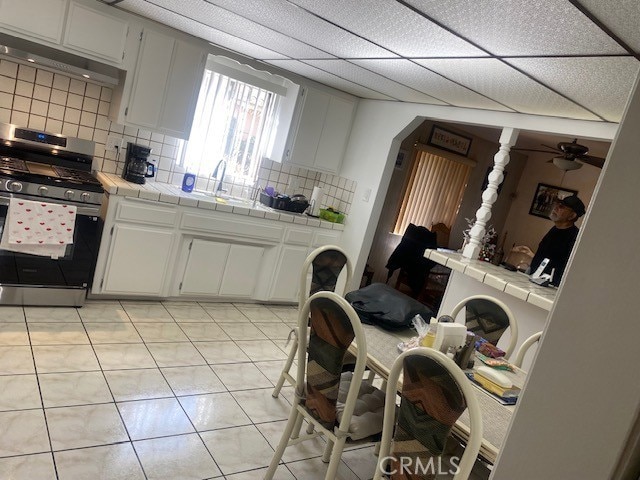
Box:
[492,74,640,479]
[338,100,617,291]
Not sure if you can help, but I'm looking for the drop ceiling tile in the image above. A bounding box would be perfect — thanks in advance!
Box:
[289,0,486,57]
[579,0,640,52]
[266,60,394,100]
[507,57,639,122]
[304,60,447,104]
[352,59,514,111]
[405,0,626,55]
[415,58,600,120]
[120,0,333,59]
[206,0,397,59]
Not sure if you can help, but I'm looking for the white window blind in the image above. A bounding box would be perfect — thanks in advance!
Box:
[179,69,279,181]
[394,150,472,235]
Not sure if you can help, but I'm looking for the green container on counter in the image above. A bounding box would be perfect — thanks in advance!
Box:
[319,208,345,224]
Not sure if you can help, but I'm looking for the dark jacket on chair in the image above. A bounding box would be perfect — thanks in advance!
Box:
[386,223,437,295]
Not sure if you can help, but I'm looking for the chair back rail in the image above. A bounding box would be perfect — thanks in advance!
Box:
[374,348,483,480]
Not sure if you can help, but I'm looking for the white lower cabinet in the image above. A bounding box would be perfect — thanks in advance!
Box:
[178,240,263,298]
[268,245,309,302]
[219,245,264,297]
[178,239,229,296]
[101,223,174,296]
[92,196,341,302]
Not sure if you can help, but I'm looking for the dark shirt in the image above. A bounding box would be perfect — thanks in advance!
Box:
[530,225,579,285]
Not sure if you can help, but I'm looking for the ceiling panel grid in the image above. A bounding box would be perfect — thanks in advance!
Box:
[288,0,487,57]
[416,58,601,120]
[404,0,627,55]
[205,0,398,59]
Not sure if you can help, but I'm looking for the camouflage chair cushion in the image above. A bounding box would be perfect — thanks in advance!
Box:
[390,355,467,480]
[302,296,355,429]
[309,249,348,296]
[464,298,509,345]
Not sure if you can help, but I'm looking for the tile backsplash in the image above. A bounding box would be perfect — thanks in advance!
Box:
[0,59,355,214]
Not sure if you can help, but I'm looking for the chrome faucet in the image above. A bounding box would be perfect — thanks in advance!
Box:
[252,185,262,208]
[212,158,227,195]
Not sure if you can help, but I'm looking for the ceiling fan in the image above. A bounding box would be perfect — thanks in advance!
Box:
[514,139,606,171]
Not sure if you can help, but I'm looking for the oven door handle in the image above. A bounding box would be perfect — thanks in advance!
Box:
[0,194,101,217]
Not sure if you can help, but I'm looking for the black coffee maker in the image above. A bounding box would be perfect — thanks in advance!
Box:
[122,142,155,184]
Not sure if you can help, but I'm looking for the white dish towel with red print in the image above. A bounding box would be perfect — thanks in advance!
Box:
[0,198,77,258]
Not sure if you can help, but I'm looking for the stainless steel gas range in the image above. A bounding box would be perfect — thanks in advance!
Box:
[0,122,104,306]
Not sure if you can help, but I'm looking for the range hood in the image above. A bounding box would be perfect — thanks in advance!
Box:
[0,32,120,86]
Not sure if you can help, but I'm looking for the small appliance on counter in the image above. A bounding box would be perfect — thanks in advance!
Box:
[122,142,154,184]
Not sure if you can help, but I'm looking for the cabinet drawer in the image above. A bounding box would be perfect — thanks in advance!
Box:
[116,201,177,227]
[284,227,312,246]
[312,230,341,247]
[181,212,283,242]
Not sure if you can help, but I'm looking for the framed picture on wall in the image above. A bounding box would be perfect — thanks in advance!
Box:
[529,183,578,219]
[427,125,472,156]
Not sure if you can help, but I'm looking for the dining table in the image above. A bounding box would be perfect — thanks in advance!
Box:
[350,324,527,465]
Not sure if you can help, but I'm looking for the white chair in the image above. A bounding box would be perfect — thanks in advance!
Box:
[373,347,483,480]
[271,245,352,398]
[512,331,543,368]
[450,294,519,359]
[265,291,384,480]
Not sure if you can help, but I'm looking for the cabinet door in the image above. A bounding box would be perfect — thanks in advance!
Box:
[314,95,355,173]
[125,28,173,129]
[219,245,264,297]
[102,224,174,295]
[287,86,329,169]
[0,0,66,43]
[179,239,229,296]
[269,245,309,302]
[158,39,206,138]
[63,1,129,64]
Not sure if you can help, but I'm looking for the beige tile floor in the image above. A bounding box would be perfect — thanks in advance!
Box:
[0,301,377,480]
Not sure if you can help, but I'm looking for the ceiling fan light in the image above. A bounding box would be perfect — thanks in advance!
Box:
[553,158,583,171]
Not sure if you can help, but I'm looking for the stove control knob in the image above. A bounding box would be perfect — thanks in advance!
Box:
[81,192,91,202]
[64,190,75,200]
[7,181,23,193]
[38,186,49,196]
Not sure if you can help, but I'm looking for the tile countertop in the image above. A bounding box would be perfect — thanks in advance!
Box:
[425,249,557,311]
[96,172,344,231]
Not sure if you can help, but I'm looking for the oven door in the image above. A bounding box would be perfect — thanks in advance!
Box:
[0,193,102,306]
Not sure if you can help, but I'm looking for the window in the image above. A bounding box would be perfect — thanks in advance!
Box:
[178,56,298,183]
[394,148,472,235]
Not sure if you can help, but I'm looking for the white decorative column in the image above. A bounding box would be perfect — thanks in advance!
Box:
[462,127,519,259]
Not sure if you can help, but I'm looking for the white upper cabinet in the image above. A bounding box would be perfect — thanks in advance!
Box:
[63,0,129,65]
[0,0,134,67]
[0,0,67,44]
[111,26,206,140]
[285,85,356,174]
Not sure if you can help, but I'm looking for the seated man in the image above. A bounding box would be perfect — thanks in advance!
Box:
[529,195,586,286]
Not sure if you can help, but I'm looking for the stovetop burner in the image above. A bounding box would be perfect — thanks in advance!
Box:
[0,157,28,173]
[52,166,102,186]
[0,123,104,205]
